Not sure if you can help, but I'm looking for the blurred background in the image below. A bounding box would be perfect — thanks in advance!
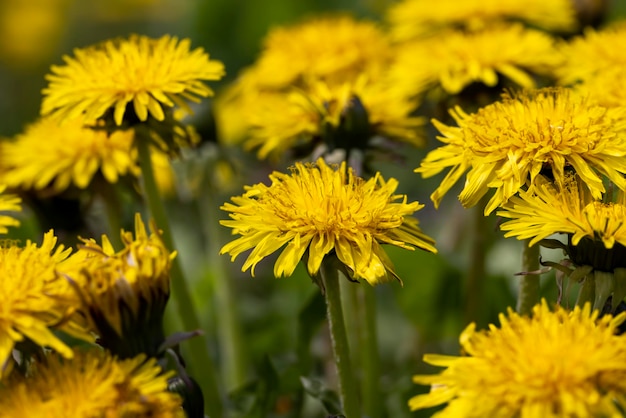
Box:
[3,0,626,416]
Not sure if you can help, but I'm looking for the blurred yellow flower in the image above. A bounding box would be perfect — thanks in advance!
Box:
[0,350,182,417]
[220,158,436,286]
[241,15,390,89]
[410,301,626,417]
[242,77,425,159]
[2,117,136,192]
[416,88,626,214]
[387,0,577,41]
[0,185,20,234]
[68,214,175,357]
[0,231,91,376]
[557,23,626,86]
[499,176,626,249]
[41,34,225,126]
[391,23,563,96]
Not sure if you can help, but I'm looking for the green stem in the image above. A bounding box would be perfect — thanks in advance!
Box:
[97,180,124,250]
[516,240,541,315]
[356,285,380,418]
[200,190,247,390]
[465,203,488,324]
[320,258,361,418]
[135,132,223,417]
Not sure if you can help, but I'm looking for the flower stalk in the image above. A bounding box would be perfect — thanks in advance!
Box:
[517,240,541,315]
[320,256,361,418]
[135,129,223,417]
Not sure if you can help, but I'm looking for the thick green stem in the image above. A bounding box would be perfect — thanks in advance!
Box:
[465,204,488,323]
[517,240,541,315]
[201,190,247,390]
[136,133,223,417]
[320,259,361,418]
[356,285,380,418]
[97,180,124,250]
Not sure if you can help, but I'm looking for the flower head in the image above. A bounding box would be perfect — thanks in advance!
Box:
[41,34,225,126]
[410,301,626,417]
[0,231,90,376]
[387,0,577,41]
[0,185,20,234]
[66,213,175,358]
[499,176,626,249]
[220,158,436,286]
[241,15,389,90]
[1,116,136,192]
[0,349,182,417]
[391,23,563,96]
[416,88,626,214]
[557,23,626,87]
[241,77,425,159]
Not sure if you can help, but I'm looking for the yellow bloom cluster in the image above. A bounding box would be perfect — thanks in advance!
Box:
[221,158,436,285]
[417,88,626,214]
[0,350,182,417]
[41,34,225,126]
[410,301,626,417]
[0,185,20,234]
[218,15,425,159]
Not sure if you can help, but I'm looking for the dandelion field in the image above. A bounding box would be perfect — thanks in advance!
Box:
[3,0,626,417]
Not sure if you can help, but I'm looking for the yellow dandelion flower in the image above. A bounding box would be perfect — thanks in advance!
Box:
[0,185,20,234]
[391,23,563,96]
[1,116,137,192]
[557,23,626,86]
[410,301,626,418]
[220,158,436,286]
[67,213,175,357]
[498,176,626,249]
[41,34,225,126]
[416,88,626,214]
[243,77,425,159]
[0,350,182,418]
[243,15,390,90]
[387,0,577,41]
[0,231,91,375]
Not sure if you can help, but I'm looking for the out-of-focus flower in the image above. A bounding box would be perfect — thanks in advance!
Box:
[387,0,577,41]
[0,185,20,234]
[391,23,564,97]
[0,231,91,376]
[416,88,626,214]
[41,34,225,126]
[0,350,182,417]
[1,117,136,192]
[410,301,626,417]
[241,77,425,159]
[220,158,436,286]
[66,214,175,358]
[239,15,390,90]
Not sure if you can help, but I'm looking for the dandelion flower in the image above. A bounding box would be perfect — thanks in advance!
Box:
[391,23,563,96]
[242,15,390,90]
[387,0,577,41]
[409,301,626,417]
[243,77,425,159]
[557,23,626,86]
[0,350,182,417]
[499,176,626,249]
[0,231,90,375]
[41,34,225,126]
[220,158,436,286]
[67,213,175,358]
[0,185,20,234]
[416,88,626,214]
[2,116,137,192]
